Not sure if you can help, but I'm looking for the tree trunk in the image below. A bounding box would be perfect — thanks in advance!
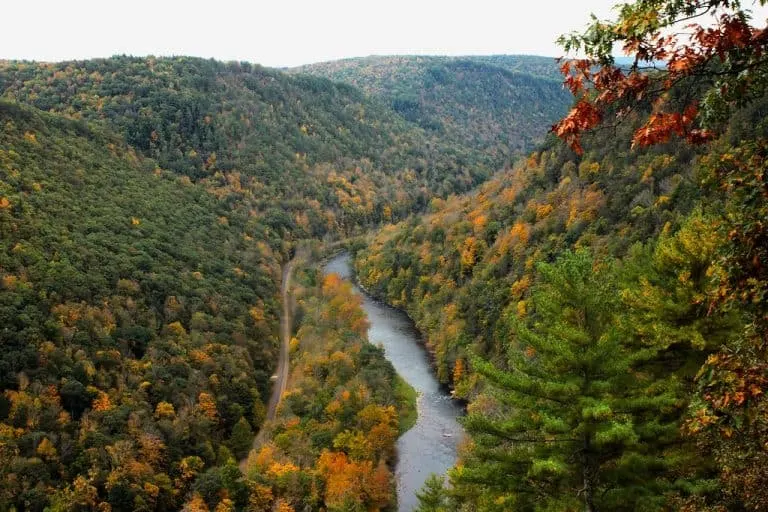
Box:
[583,434,596,512]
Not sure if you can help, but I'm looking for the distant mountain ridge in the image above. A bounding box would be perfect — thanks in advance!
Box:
[293,54,571,166]
[0,55,502,235]
[293,54,564,81]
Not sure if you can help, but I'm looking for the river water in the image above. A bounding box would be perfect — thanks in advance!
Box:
[324,254,464,512]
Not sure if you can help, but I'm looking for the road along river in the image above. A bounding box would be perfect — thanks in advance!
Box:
[324,253,464,512]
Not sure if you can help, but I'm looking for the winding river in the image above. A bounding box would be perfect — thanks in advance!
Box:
[324,254,464,512]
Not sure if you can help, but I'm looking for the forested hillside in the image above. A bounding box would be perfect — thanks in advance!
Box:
[0,56,498,236]
[241,269,415,512]
[355,1,768,509]
[355,101,731,378]
[0,53,570,511]
[0,101,281,510]
[359,100,768,512]
[296,55,570,165]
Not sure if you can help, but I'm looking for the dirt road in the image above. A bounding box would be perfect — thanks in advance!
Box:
[268,261,292,421]
[240,260,293,471]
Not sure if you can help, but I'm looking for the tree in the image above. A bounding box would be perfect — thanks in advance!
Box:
[554,0,768,154]
[229,417,254,459]
[455,251,697,510]
[681,138,768,510]
[619,210,739,359]
[553,2,768,508]
[416,475,450,512]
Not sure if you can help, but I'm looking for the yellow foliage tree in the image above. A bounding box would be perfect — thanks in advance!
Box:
[453,358,465,383]
[92,390,112,412]
[37,437,57,460]
[460,237,477,273]
[155,401,176,419]
[183,493,209,512]
[197,392,218,421]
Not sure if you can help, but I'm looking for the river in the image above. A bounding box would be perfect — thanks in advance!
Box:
[324,253,464,512]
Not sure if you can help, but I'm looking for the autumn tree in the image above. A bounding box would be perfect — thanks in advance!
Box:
[678,137,768,510]
[553,1,768,508]
[554,0,768,153]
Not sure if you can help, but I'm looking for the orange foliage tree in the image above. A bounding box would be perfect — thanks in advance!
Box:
[554,0,768,153]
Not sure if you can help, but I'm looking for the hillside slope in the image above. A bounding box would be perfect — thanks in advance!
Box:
[295,55,570,165]
[354,96,768,383]
[0,56,498,236]
[354,92,768,507]
[0,101,287,510]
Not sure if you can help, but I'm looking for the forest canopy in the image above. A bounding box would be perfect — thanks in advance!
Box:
[355,1,768,510]
[2,1,768,510]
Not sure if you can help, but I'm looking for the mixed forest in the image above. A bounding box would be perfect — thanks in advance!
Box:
[0,51,564,511]
[356,1,768,510]
[1,0,768,511]
[241,269,415,511]
[296,55,570,163]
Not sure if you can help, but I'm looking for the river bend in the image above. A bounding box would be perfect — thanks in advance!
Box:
[324,254,463,512]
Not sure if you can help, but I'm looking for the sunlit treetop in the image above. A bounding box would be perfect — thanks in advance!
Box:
[553,0,768,153]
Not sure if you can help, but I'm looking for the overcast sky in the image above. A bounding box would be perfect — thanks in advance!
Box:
[3,0,767,67]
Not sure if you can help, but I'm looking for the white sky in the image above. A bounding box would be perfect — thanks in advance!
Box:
[3,0,767,67]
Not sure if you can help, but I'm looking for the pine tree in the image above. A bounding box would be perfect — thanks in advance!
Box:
[416,475,450,512]
[228,417,254,459]
[456,250,698,511]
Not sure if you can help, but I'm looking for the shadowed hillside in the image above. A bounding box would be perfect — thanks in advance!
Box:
[295,55,570,165]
